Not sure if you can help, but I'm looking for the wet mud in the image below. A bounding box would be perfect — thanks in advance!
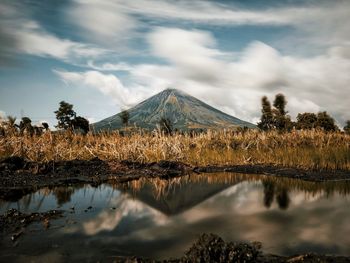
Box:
[0,209,63,241]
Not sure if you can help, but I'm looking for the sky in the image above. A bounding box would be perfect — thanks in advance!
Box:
[0,0,350,127]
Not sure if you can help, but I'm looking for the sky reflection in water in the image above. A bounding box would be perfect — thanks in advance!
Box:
[1,173,350,261]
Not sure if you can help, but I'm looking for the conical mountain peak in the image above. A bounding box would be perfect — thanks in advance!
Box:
[93,89,255,131]
[157,88,188,98]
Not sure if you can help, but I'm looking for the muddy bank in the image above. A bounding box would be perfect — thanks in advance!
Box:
[117,233,350,263]
[1,156,350,201]
[0,209,63,242]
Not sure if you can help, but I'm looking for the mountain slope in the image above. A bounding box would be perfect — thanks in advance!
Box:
[92,88,255,131]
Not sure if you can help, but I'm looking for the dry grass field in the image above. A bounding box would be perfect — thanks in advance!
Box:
[1,129,349,170]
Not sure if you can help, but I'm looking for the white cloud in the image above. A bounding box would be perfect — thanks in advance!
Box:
[87,61,133,71]
[148,28,225,84]
[15,22,107,62]
[54,70,157,109]
[64,0,350,54]
[0,1,107,65]
[122,0,292,25]
[68,0,137,47]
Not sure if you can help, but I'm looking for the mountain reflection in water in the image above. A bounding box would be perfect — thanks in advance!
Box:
[1,173,350,262]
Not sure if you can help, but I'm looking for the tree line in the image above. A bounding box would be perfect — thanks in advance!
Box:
[257,93,350,133]
[1,96,350,136]
[0,101,89,136]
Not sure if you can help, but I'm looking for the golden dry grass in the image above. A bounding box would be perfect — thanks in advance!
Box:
[0,129,349,170]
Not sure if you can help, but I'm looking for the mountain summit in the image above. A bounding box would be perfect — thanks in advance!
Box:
[92,88,255,131]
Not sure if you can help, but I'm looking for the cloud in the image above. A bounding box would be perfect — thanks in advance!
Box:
[64,0,350,54]
[0,1,107,66]
[86,61,133,71]
[54,70,157,109]
[122,0,292,25]
[127,0,350,47]
[15,22,107,62]
[67,0,138,47]
[0,2,20,66]
[66,0,350,30]
[148,27,225,84]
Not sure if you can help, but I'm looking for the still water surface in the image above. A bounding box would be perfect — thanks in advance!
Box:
[1,173,350,262]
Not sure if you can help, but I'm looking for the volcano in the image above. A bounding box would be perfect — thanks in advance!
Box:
[92,88,255,131]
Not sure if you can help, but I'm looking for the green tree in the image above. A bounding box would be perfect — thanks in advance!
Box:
[54,101,89,134]
[315,111,338,132]
[54,101,76,130]
[257,96,273,131]
[344,120,350,134]
[273,93,287,116]
[272,93,292,131]
[72,116,90,134]
[159,117,173,135]
[119,110,130,128]
[296,113,318,130]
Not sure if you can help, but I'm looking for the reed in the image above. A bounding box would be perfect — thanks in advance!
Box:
[0,129,349,170]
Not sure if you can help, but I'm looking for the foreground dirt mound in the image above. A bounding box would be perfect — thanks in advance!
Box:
[180,233,260,262]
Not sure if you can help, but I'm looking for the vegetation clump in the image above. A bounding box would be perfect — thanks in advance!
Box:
[345,121,350,135]
[54,101,89,134]
[119,110,130,128]
[258,93,341,132]
[181,233,260,263]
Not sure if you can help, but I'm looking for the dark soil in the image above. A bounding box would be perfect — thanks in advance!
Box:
[0,209,63,240]
[1,156,350,201]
